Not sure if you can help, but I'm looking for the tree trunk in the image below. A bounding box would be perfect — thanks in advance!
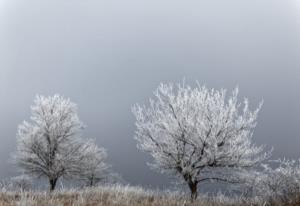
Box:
[188,181,198,201]
[89,177,94,187]
[49,178,58,192]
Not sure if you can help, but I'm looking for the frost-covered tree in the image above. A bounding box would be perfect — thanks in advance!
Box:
[79,140,110,187]
[10,174,32,191]
[15,94,88,191]
[244,160,300,203]
[0,174,32,192]
[132,82,270,199]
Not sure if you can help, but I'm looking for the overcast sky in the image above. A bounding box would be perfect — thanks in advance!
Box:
[0,0,299,189]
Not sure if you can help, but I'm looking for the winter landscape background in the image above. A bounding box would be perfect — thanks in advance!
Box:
[0,0,300,190]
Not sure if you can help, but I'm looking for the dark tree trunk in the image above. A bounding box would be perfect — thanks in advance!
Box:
[49,178,58,192]
[188,181,198,201]
[89,177,94,187]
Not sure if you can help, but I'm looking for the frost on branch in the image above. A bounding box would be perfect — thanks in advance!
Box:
[0,174,32,192]
[15,95,89,191]
[79,140,111,187]
[132,82,270,199]
[243,159,300,203]
[10,174,33,191]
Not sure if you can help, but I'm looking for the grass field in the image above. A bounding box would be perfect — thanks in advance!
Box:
[0,184,262,206]
[0,184,299,206]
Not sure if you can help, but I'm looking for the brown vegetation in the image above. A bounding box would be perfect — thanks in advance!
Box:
[0,185,244,206]
[0,184,299,206]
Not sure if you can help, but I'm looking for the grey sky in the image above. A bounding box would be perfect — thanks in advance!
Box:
[0,0,299,188]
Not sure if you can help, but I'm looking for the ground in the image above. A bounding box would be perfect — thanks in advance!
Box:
[0,184,298,206]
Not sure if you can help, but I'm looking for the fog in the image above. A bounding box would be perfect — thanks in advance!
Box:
[0,0,299,188]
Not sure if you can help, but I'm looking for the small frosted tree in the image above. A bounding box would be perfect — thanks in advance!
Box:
[79,140,110,187]
[15,94,87,191]
[132,82,270,200]
[244,160,300,203]
[10,174,32,191]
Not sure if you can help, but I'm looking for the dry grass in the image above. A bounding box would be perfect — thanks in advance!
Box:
[0,184,295,206]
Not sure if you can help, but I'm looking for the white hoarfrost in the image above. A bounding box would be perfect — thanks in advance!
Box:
[244,159,300,203]
[79,140,110,186]
[132,82,271,199]
[15,94,109,191]
[10,174,32,191]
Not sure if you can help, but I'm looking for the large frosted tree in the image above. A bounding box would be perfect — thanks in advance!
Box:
[15,95,89,191]
[133,82,270,199]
